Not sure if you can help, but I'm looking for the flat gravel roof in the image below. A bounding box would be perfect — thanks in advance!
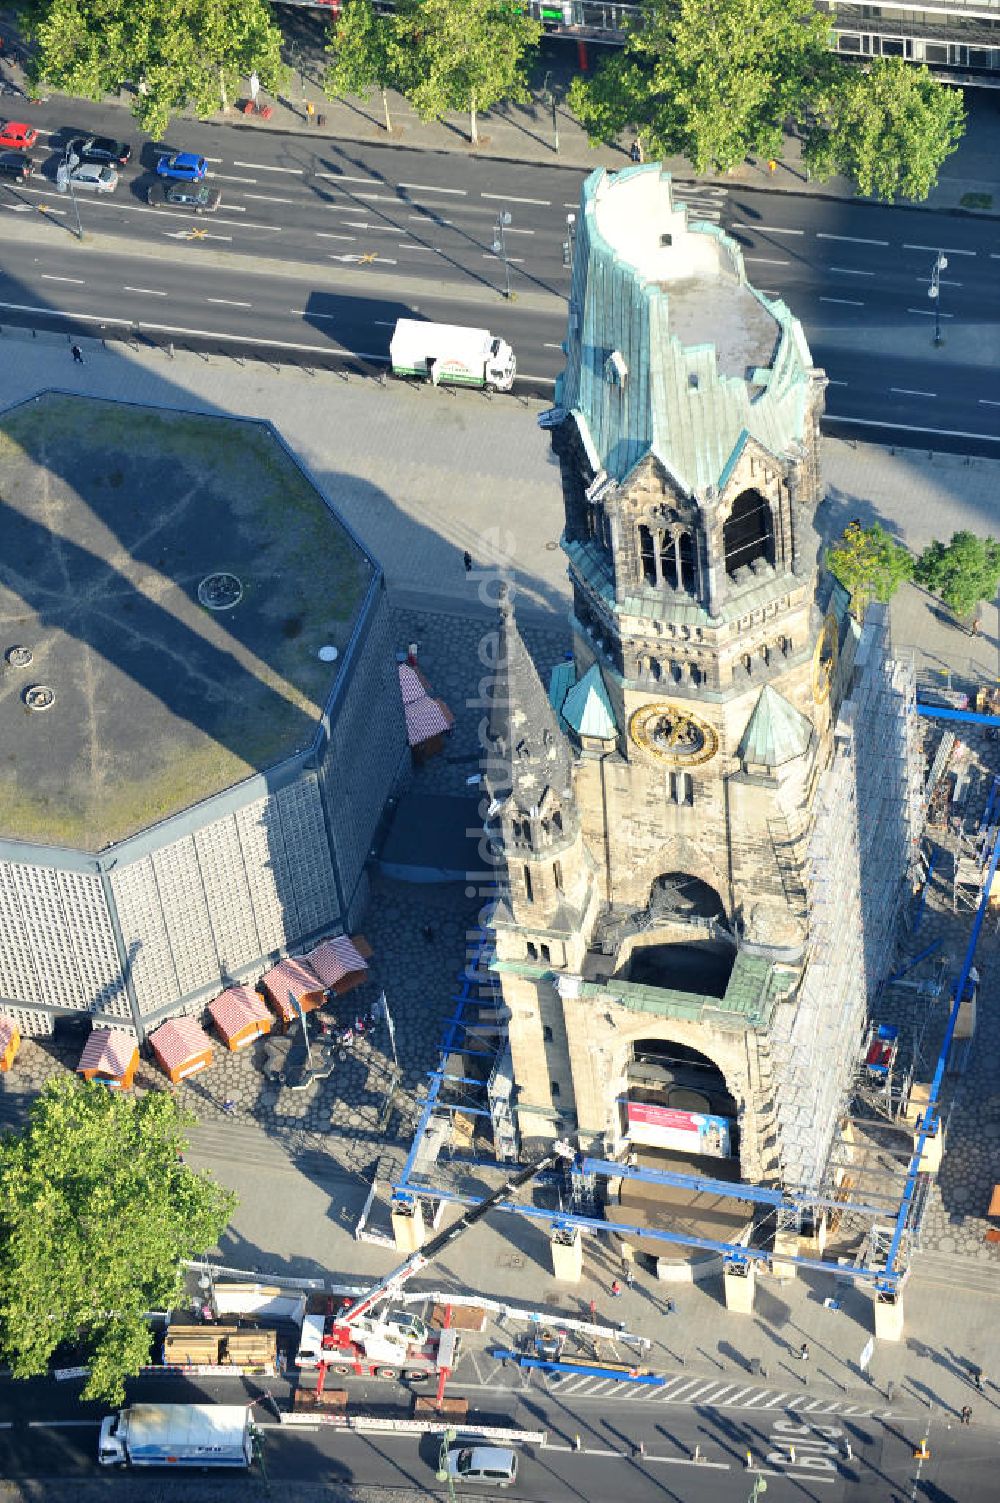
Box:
[0,395,371,852]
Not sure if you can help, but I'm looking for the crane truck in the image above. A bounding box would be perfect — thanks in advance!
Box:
[296,1141,574,1398]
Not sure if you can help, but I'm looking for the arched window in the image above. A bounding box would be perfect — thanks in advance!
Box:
[724,489,775,579]
[638,524,657,586]
[678,530,696,592]
[552,811,563,835]
[523,866,533,902]
[741,653,753,677]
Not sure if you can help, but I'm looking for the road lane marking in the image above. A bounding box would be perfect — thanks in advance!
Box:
[400,182,466,195]
[730,223,803,235]
[210,174,257,184]
[290,310,337,319]
[316,232,356,240]
[903,243,976,255]
[820,297,864,306]
[481,192,550,206]
[582,1447,621,1456]
[755,1468,834,1484]
[329,253,397,264]
[648,1455,730,1470]
[891,387,937,398]
[824,413,1000,442]
[979,399,1000,407]
[915,275,961,286]
[817,233,888,246]
[398,245,442,254]
[544,342,564,350]
[482,253,524,264]
[204,156,223,163]
[41,274,85,284]
[827,379,849,386]
[206,298,252,307]
[409,212,453,226]
[314,173,382,185]
[28,1420,100,1427]
[907,308,953,318]
[745,257,790,266]
[828,266,874,276]
[241,193,297,204]
[506,226,536,235]
[233,161,303,174]
[124,286,167,296]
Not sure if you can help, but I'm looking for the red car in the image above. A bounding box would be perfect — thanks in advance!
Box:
[0,121,39,151]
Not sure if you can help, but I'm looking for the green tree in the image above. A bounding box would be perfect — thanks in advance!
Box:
[325,0,404,134]
[914,531,1000,619]
[826,521,913,620]
[568,0,834,173]
[805,59,965,202]
[395,0,542,146]
[19,0,285,138]
[0,1078,236,1404]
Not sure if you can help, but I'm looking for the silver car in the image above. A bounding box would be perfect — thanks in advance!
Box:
[57,159,118,194]
[444,1446,518,1487]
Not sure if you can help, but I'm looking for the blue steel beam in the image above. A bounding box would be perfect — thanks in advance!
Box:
[580,1157,894,1221]
[915,705,1000,726]
[882,798,1000,1284]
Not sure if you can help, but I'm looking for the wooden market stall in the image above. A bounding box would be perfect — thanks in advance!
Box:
[208,985,274,1052]
[306,934,373,998]
[0,1015,20,1073]
[76,1027,139,1090]
[260,956,324,1029]
[398,662,455,764]
[149,1016,214,1084]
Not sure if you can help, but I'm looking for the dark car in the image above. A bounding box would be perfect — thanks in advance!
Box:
[146,180,221,213]
[66,135,131,168]
[0,149,32,182]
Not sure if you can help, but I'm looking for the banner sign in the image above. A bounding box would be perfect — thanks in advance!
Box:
[626,1101,731,1158]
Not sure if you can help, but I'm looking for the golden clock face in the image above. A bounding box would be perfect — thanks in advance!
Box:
[812,613,838,703]
[629,702,719,764]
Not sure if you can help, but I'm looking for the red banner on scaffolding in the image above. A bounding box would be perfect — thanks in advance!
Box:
[626,1101,730,1158]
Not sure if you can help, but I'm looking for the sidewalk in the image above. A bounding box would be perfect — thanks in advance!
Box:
[2,19,999,215]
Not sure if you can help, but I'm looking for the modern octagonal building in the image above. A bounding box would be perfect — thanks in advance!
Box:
[0,394,407,1040]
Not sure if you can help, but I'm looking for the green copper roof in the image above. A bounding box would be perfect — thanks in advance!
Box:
[555,165,816,496]
[738,684,813,768]
[548,659,576,726]
[561,663,618,739]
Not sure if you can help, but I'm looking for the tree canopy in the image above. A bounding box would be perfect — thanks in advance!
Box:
[19,0,285,137]
[825,520,913,620]
[0,1078,236,1403]
[805,59,965,202]
[325,0,404,134]
[568,0,964,199]
[914,530,1000,619]
[568,0,834,173]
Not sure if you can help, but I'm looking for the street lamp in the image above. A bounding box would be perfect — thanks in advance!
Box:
[747,1475,768,1502]
[542,70,559,153]
[928,250,948,347]
[563,212,576,270]
[492,208,512,299]
[435,1427,458,1503]
[56,154,83,241]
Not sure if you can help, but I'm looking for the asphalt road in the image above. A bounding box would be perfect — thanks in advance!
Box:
[1,1365,998,1501]
[2,96,1000,449]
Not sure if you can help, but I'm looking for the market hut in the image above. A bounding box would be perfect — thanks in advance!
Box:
[0,1016,20,1073]
[306,934,373,998]
[76,1027,139,1090]
[149,1015,214,1084]
[398,662,455,764]
[260,955,324,1029]
[208,984,274,1052]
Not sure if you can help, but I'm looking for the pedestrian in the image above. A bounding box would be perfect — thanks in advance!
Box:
[973,1366,984,1392]
[843,1439,853,1460]
[629,140,642,164]
[588,1298,597,1322]
[422,923,435,943]
[798,1341,810,1363]
[610,1279,623,1298]
[960,1404,972,1425]
[624,1265,635,1290]
[221,1098,237,1115]
[463,550,473,574]
[71,344,84,364]
[663,1297,675,1315]
[767,158,777,174]
[971,617,982,637]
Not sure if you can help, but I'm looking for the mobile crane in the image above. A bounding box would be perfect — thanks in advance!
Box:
[296,1141,574,1401]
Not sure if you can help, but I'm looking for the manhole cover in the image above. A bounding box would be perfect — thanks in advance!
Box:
[24,684,55,711]
[198,572,243,611]
[6,645,32,668]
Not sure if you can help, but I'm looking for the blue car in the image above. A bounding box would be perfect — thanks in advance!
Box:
[156,151,207,182]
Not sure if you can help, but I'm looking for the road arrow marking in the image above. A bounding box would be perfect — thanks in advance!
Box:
[163,229,232,242]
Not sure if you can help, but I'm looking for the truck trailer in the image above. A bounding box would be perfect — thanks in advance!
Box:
[98,1403,255,1468]
[389,319,516,391]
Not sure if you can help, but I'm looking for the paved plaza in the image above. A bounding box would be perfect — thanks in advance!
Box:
[1,335,1000,1432]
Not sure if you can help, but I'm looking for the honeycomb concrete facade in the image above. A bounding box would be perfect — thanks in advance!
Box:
[0,396,408,1040]
[486,167,921,1194]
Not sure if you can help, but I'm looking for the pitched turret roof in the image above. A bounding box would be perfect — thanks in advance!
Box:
[561,663,617,740]
[484,587,575,814]
[738,684,813,768]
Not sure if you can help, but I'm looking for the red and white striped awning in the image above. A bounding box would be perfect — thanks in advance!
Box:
[307,936,369,988]
[149,1016,212,1072]
[77,1028,136,1078]
[208,985,271,1042]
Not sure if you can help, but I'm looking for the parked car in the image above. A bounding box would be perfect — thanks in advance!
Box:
[0,120,38,151]
[155,152,207,182]
[56,160,118,194]
[0,150,33,182]
[444,1447,518,1488]
[66,135,131,168]
[145,179,220,213]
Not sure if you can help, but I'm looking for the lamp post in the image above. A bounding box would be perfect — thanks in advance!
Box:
[435,1427,458,1503]
[542,70,559,153]
[492,208,512,299]
[928,250,948,347]
[56,153,83,240]
[563,212,576,270]
[747,1475,768,1502]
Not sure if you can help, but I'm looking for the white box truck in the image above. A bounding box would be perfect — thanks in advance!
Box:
[390,319,516,391]
[98,1403,255,1468]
